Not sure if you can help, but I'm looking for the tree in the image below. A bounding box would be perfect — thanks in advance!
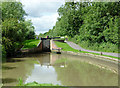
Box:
[51,1,119,52]
[2,2,27,21]
[24,20,35,39]
[2,1,35,57]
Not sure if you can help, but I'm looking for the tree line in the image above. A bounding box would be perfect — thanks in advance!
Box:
[1,1,36,61]
[46,2,120,53]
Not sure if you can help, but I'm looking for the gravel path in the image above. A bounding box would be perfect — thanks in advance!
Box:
[66,41,120,57]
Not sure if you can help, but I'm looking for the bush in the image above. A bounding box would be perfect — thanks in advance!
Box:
[2,37,16,57]
[79,41,118,53]
[2,45,6,62]
[70,36,118,53]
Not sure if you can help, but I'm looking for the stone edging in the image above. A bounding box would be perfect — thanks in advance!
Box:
[61,51,119,63]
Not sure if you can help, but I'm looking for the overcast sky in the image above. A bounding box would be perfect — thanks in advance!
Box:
[20,0,65,35]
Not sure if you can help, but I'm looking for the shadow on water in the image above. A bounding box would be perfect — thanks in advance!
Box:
[6,59,25,63]
[2,78,18,84]
[2,66,16,70]
[13,52,48,58]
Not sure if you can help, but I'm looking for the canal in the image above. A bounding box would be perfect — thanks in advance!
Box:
[2,52,118,86]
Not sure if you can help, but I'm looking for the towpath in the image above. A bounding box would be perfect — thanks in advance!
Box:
[66,41,120,58]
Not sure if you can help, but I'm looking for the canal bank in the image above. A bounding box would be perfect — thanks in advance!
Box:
[60,51,118,74]
[53,40,119,74]
[54,40,119,62]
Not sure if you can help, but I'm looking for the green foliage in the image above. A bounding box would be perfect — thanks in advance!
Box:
[21,82,59,86]
[24,20,35,40]
[39,33,44,37]
[2,2,27,21]
[2,37,17,56]
[49,2,119,53]
[2,45,6,62]
[17,78,23,86]
[2,1,35,58]
[70,37,118,53]
[22,39,40,50]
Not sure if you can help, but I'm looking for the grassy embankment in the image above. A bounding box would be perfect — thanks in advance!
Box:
[54,41,120,60]
[22,39,40,50]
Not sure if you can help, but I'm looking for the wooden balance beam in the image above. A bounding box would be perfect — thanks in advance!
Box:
[52,48,62,54]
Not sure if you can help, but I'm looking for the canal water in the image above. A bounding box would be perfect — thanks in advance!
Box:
[2,52,118,86]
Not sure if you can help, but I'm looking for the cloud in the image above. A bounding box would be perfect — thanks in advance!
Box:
[26,13,59,34]
[22,1,63,17]
[21,0,64,35]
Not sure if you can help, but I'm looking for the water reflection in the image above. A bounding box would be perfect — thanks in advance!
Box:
[27,53,118,86]
[2,57,35,86]
[54,59,118,86]
[2,66,16,70]
[25,64,61,85]
[2,52,118,86]
[2,78,17,84]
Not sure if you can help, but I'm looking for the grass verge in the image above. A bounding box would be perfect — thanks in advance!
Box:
[54,41,78,52]
[17,78,67,87]
[22,39,40,50]
[69,37,119,53]
[18,81,59,86]
[54,41,120,60]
